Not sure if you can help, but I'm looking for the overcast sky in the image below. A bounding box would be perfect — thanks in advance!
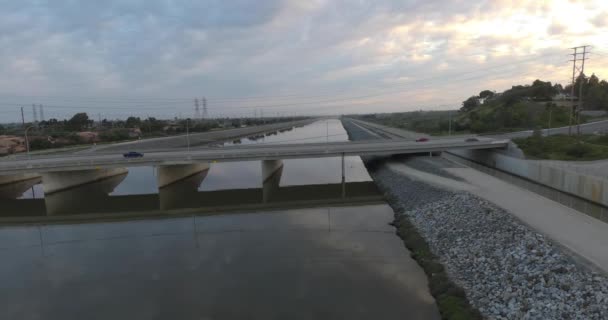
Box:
[1,0,608,121]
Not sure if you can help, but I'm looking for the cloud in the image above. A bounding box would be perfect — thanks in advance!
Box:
[0,0,607,120]
[591,12,608,27]
[548,21,567,35]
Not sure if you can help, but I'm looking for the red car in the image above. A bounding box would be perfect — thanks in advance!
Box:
[416,137,429,142]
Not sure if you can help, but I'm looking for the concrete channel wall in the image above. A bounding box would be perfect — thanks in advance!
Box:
[447,147,608,208]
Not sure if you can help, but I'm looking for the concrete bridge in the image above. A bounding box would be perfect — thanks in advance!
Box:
[0,137,508,195]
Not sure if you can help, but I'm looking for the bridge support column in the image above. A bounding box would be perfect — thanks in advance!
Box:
[341,153,346,198]
[42,168,128,194]
[262,160,283,202]
[0,174,42,199]
[44,172,128,215]
[157,163,210,188]
[159,170,209,210]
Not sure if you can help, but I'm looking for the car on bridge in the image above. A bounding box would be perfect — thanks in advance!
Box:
[123,151,144,158]
[465,137,479,142]
[416,137,429,142]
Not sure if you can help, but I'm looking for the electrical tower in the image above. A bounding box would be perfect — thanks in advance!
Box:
[194,98,200,119]
[38,104,44,121]
[202,97,208,119]
[32,104,38,123]
[568,45,590,135]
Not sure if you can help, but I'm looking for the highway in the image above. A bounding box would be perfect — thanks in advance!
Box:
[346,117,608,140]
[492,119,608,139]
[0,138,508,174]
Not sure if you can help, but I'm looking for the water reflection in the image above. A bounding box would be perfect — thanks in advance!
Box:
[0,169,380,221]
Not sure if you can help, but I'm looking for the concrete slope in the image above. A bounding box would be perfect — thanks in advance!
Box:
[389,162,608,273]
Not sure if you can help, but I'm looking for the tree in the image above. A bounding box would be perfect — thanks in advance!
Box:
[66,113,91,131]
[589,74,600,87]
[125,116,141,128]
[479,90,494,99]
[460,96,480,112]
[553,83,564,93]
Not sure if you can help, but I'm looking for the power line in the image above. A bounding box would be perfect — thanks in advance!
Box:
[0,62,562,118]
[0,52,564,107]
[28,55,564,111]
[0,52,570,122]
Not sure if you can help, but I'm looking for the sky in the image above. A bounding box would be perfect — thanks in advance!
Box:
[1,0,608,121]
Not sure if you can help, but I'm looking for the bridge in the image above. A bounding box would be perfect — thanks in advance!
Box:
[1,138,508,174]
[0,137,508,196]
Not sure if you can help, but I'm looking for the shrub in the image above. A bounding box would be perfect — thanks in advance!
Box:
[564,143,592,158]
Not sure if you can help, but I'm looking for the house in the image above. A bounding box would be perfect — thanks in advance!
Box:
[553,93,578,101]
[0,135,26,155]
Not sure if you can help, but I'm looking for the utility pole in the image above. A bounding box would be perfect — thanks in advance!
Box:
[547,104,553,137]
[568,45,590,135]
[21,107,25,128]
[448,111,452,136]
[186,118,191,153]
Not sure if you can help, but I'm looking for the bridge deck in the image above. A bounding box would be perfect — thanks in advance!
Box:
[0,138,509,174]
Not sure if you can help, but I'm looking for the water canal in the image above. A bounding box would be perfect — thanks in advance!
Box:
[0,119,440,319]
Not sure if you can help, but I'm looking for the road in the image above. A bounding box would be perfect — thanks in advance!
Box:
[0,138,509,174]
[491,119,608,139]
[346,117,608,140]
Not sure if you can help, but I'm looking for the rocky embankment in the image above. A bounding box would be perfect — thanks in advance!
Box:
[342,119,608,320]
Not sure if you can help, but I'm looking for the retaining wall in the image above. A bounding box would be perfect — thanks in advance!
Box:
[448,146,608,208]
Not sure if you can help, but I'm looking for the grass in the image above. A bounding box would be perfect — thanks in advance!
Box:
[514,134,608,160]
[387,199,482,320]
[369,196,483,319]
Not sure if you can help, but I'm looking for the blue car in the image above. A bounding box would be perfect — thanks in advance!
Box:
[123,151,144,158]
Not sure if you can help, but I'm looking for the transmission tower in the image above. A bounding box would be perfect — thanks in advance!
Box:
[568,45,590,135]
[194,98,200,119]
[202,97,208,119]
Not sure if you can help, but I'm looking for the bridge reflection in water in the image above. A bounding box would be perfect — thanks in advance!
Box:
[0,168,382,223]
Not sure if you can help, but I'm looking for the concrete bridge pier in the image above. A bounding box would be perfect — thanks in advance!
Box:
[262,160,283,202]
[157,163,210,188]
[44,172,128,215]
[159,170,209,210]
[0,174,42,199]
[42,168,128,194]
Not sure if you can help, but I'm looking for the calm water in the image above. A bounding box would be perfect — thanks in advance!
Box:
[0,120,440,319]
[2,119,377,218]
